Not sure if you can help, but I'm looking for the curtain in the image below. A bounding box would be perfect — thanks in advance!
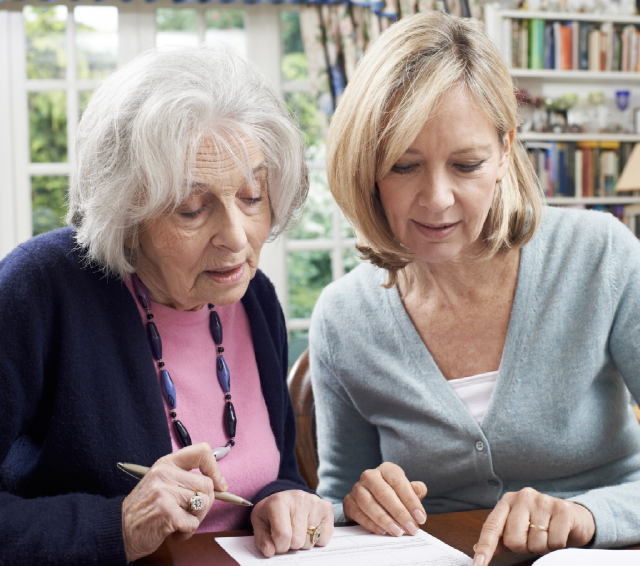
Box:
[299,0,483,112]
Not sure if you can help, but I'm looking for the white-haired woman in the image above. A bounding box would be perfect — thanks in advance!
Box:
[0,47,333,565]
[310,11,640,566]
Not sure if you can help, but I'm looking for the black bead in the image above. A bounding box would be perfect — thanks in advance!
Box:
[158,361,165,368]
[224,401,237,438]
[170,410,177,418]
[209,310,223,345]
[225,394,231,400]
[208,303,215,309]
[218,347,224,353]
[146,313,154,320]
[146,321,162,360]
[229,440,235,446]
[174,419,192,447]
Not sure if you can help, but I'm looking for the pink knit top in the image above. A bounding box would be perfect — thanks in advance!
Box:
[125,278,281,532]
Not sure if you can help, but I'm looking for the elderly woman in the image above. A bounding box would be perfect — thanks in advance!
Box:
[310,11,640,566]
[0,47,333,564]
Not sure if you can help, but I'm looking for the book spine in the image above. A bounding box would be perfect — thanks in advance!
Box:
[529,19,545,69]
[575,149,583,198]
[545,22,554,69]
[553,22,562,70]
[588,29,601,72]
[567,142,576,197]
[560,25,572,70]
[579,22,589,70]
[512,19,520,68]
[519,20,529,69]
[501,17,512,67]
[571,21,579,70]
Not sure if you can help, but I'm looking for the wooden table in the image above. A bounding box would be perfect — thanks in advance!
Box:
[137,509,640,566]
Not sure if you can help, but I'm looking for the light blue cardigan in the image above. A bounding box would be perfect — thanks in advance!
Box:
[310,206,640,548]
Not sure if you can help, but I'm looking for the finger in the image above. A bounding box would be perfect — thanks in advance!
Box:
[264,498,294,555]
[253,522,276,558]
[315,499,335,548]
[359,467,420,535]
[411,481,428,500]
[474,496,512,566]
[376,465,426,531]
[163,443,228,492]
[526,517,550,555]
[344,493,388,535]
[351,482,405,536]
[290,495,313,550]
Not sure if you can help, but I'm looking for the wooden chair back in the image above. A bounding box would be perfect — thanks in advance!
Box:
[287,348,319,491]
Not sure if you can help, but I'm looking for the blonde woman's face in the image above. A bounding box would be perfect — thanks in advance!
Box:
[135,140,271,310]
[378,88,512,265]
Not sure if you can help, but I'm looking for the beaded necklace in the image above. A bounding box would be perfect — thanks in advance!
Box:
[132,274,237,458]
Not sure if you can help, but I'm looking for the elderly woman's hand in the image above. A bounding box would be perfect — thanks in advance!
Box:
[121,443,227,562]
[473,488,596,566]
[251,490,334,557]
[343,462,427,537]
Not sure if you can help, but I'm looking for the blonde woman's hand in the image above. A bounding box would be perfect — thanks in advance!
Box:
[121,443,227,562]
[473,488,596,566]
[252,490,334,557]
[343,462,427,537]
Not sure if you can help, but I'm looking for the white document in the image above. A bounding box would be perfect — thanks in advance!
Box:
[533,548,640,565]
[216,525,473,566]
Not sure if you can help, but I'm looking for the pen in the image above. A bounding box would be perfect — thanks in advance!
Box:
[117,462,253,507]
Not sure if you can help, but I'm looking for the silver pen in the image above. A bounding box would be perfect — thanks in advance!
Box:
[117,462,253,507]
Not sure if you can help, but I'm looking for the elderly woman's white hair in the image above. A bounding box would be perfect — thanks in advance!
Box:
[68,46,308,277]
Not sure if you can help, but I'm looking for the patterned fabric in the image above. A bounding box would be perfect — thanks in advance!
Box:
[299,0,483,113]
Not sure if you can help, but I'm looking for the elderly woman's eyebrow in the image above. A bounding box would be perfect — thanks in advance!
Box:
[451,145,492,155]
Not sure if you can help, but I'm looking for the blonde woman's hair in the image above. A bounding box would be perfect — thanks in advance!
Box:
[326,11,543,287]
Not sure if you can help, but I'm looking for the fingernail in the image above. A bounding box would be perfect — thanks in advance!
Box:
[376,526,386,535]
[388,523,404,537]
[473,554,485,566]
[221,480,228,491]
[473,544,477,552]
[412,509,426,524]
[404,521,418,536]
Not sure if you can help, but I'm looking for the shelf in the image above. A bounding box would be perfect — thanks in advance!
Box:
[509,69,640,81]
[547,197,640,204]
[521,133,640,142]
[498,10,640,24]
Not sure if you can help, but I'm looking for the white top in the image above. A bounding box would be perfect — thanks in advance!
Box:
[447,371,498,426]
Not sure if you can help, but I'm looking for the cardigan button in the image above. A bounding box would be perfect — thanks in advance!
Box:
[475,440,484,452]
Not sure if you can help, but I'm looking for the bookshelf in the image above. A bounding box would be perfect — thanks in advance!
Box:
[484,5,640,226]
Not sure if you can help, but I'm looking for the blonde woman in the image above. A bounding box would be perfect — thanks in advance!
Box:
[309,11,640,566]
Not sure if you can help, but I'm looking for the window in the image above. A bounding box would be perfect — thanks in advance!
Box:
[2,1,357,333]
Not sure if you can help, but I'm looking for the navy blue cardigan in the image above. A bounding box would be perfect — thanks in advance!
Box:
[0,228,311,565]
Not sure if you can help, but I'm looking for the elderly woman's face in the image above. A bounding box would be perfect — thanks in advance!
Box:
[136,140,271,310]
[378,88,512,265]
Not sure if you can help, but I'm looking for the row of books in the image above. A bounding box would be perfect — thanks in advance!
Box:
[526,141,635,197]
[503,18,640,72]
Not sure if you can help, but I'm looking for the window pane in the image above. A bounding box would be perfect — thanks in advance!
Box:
[29,91,67,164]
[32,175,68,236]
[281,12,308,82]
[75,6,118,80]
[78,91,92,122]
[288,251,332,319]
[343,247,361,275]
[157,9,198,48]
[289,170,333,240]
[285,92,327,160]
[205,9,247,58]
[24,6,67,80]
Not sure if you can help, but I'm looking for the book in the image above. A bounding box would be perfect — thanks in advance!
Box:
[575,149,583,198]
[519,19,529,69]
[529,19,545,69]
[560,25,572,70]
[545,22,555,69]
[588,29,601,71]
[571,21,579,70]
[553,22,562,70]
[501,17,512,67]
[578,22,590,70]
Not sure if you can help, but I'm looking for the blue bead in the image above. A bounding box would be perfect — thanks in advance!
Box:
[161,369,176,409]
[224,401,237,438]
[174,419,192,447]
[209,310,223,345]
[216,356,231,392]
[132,275,151,310]
[146,321,162,360]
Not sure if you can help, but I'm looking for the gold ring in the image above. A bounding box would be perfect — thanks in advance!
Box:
[529,523,549,532]
[307,525,321,545]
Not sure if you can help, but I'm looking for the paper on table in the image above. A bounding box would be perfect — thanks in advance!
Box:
[216,525,473,566]
[533,548,640,565]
